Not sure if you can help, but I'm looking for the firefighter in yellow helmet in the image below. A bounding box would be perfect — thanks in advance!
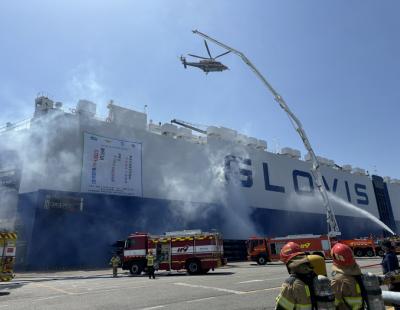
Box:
[275,242,335,310]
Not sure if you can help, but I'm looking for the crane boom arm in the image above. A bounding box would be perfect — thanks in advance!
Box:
[192,29,340,237]
[171,119,207,135]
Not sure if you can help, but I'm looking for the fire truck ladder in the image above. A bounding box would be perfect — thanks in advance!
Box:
[192,30,341,237]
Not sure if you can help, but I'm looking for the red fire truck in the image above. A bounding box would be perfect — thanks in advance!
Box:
[339,238,377,257]
[121,230,226,275]
[247,234,332,265]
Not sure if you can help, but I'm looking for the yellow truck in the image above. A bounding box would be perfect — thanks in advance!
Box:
[0,231,17,282]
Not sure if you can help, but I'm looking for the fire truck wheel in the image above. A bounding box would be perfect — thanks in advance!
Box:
[129,263,143,275]
[186,260,201,275]
[366,249,375,257]
[354,248,364,257]
[257,255,267,265]
[377,249,385,257]
[200,268,210,274]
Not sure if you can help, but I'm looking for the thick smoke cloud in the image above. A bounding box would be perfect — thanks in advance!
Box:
[160,141,259,239]
[0,110,83,230]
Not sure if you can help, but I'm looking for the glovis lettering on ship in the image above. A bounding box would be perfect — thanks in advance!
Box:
[224,156,369,205]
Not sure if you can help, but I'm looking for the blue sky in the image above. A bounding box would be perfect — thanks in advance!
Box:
[0,0,399,178]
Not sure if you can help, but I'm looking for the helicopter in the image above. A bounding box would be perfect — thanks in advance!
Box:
[181,40,230,74]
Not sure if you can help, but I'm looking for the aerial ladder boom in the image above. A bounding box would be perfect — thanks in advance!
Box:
[192,29,341,237]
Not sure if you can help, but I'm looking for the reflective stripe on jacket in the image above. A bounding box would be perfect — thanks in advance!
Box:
[146,254,154,266]
[275,278,312,310]
[331,265,363,310]
[110,256,120,267]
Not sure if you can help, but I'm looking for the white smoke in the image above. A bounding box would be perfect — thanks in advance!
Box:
[66,61,109,117]
[159,139,259,239]
[0,108,83,231]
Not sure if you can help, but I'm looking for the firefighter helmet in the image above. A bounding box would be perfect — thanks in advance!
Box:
[331,243,356,267]
[280,242,303,264]
[307,254,327,276]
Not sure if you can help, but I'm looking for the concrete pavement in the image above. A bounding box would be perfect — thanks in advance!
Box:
[0,258,384,310]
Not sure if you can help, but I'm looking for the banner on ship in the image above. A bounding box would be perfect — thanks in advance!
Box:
[81,133,142,196]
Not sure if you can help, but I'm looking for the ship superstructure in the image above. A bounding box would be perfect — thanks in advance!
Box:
[0,96,399,269]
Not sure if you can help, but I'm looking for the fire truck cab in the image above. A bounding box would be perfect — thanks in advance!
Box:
[247,234,331,265]
[122,230,226,275]
[0,231,17,282]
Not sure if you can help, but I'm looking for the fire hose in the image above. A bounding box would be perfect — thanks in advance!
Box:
[383,291,400,305]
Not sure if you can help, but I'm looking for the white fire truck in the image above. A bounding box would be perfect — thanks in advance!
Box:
[121,229,226,275]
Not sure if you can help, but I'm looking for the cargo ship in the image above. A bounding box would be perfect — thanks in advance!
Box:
[0,96,399,269]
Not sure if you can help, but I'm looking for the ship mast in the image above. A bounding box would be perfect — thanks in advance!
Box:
[192,30,341,237]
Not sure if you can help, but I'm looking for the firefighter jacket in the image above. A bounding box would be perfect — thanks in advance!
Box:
[331,264,363,310]
[275,276,314,310]
[146,254,155,267]
[275,255,316,310]
[110,256,121,267]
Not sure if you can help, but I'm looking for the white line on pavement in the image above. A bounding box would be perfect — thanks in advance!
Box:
[174,282,244,295]
[139,306,165,310]
[73,285,151,295]
[4,284,153,307]
[33,295,65,302]
[241,286,282,294]
[186,296,216,303]
[237,276,286,284]
[33,283,74,295]
[238,279,263,284]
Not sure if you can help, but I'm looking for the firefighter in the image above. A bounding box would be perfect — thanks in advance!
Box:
[146,250,155,279]
[330,243,364,309]
[331,243,385,310]
[381,240,400,310]
[109,254,121,278]
[275,241,334,310]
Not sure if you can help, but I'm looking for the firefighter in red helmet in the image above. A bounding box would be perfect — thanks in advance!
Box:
[331,243,384,309]
[331,243,363,309]
[275,242,334,310]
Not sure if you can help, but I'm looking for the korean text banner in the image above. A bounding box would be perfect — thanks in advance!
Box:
[81,133,142,196]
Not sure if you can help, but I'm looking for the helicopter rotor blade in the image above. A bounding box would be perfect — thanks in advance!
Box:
[188,54,209,60]
[204,40,212,58]
[214,50,231,59]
